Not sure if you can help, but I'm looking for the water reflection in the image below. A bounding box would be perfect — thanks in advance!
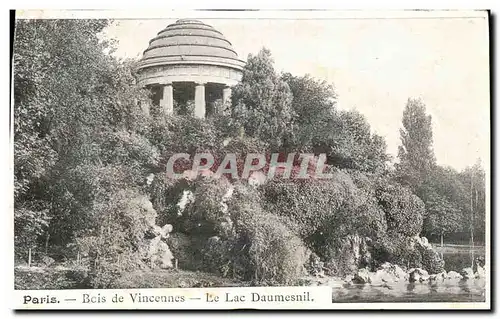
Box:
[334,279,485,303]
[332,245,486,302]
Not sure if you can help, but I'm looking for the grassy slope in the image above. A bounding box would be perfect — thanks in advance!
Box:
[112,269,247,289]
[431,243,485,254]
[14,265,246,290]
[15,265,89,290]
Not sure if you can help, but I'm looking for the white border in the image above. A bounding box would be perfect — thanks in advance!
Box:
[16,9,488,20]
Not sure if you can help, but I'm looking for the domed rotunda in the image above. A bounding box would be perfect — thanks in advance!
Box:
[136,19,245,118]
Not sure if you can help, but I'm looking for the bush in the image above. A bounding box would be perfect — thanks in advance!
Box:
[417,242,445,274]
[372,232,420,269]
[323,235,374,277]
[154,182,309,285]
[75,189,156,288]
[147,115,220,156]
[201,236,236,277]
[229,185,310,285]
[372,232,444,273]
[376,182,425,236]
[167,232,205,271]
[14,267,90,290]
[260,171,386,259]
[245,212,309,285]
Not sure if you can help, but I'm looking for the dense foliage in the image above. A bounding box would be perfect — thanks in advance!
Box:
[14,19,154,285]
[395,100,486,244]
[396,98,436,190]
[14,19,486,287]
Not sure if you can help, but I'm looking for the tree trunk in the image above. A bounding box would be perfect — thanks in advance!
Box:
[45,231,50,255]
[440,233,444,258]
[470,170,475,269]
[471,230,475,269]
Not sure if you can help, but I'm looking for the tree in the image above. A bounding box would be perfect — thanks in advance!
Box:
[459,161,486,244]
[422,192,462,251]
[420,166,467,246]
[13,19,153,256]
[231,48,294,150]
[281,73,390,173]
[281,73,336,150]
[376,182,425,237]
[396,98,436,190]
[327,110,390,173]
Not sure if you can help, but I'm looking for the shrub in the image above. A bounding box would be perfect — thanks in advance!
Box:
[167,232,205,271]
[201,236,236,277]
[323,235,374,277]
[371,232,444,273]
[75,189,156,288]
[417,243,445,274]
[376,182,425,236]
[229,185,310,285]
[246,216,309,285]
[147,115,220,156]
[372,232,421,269]
[260,171,386,260]
[154,182,309,285]
[14,267,90,290]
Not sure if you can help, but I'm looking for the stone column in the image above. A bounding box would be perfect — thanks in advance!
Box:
[160,83,174,116]
[140,101,150,117]
[194,82,206,118]
[142,86,155,116]
[222,86,232,105]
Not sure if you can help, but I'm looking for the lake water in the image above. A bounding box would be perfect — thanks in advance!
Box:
[332,280,486,303]
[439,245,485,272]
[332,245,486,303]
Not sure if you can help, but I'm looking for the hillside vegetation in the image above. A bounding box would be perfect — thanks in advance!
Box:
[13,19,486,288]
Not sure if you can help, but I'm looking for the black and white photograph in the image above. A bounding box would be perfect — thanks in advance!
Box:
[10,9,490,310]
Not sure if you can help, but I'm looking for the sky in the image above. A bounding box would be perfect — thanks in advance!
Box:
[103,13,490,171]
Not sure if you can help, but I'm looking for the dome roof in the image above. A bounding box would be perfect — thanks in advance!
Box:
[137,19,245,72]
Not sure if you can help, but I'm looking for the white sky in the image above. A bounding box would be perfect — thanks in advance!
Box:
[103,14,490,171]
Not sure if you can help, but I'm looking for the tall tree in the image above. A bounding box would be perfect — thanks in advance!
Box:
[13,19,152,256]
[281,73,336,150]
[396,98,436,190]
[459,160,486,244]
[420,166,466,248]
[231,48,294,150]
[281,73,390,173]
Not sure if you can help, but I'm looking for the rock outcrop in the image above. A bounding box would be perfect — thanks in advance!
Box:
[352,263,408,285]
[378,262,408,282]
[353,268,372,284]
[476,265,486,278]
[408,268,429,282]
[460,267,475,279]
[446,270,463,279]
[429,271,447,282]
[143,223,175,269]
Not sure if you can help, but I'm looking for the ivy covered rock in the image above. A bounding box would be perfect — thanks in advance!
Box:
[461,267,475,279]
[409,268,429,282]
[353,268,372,284]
